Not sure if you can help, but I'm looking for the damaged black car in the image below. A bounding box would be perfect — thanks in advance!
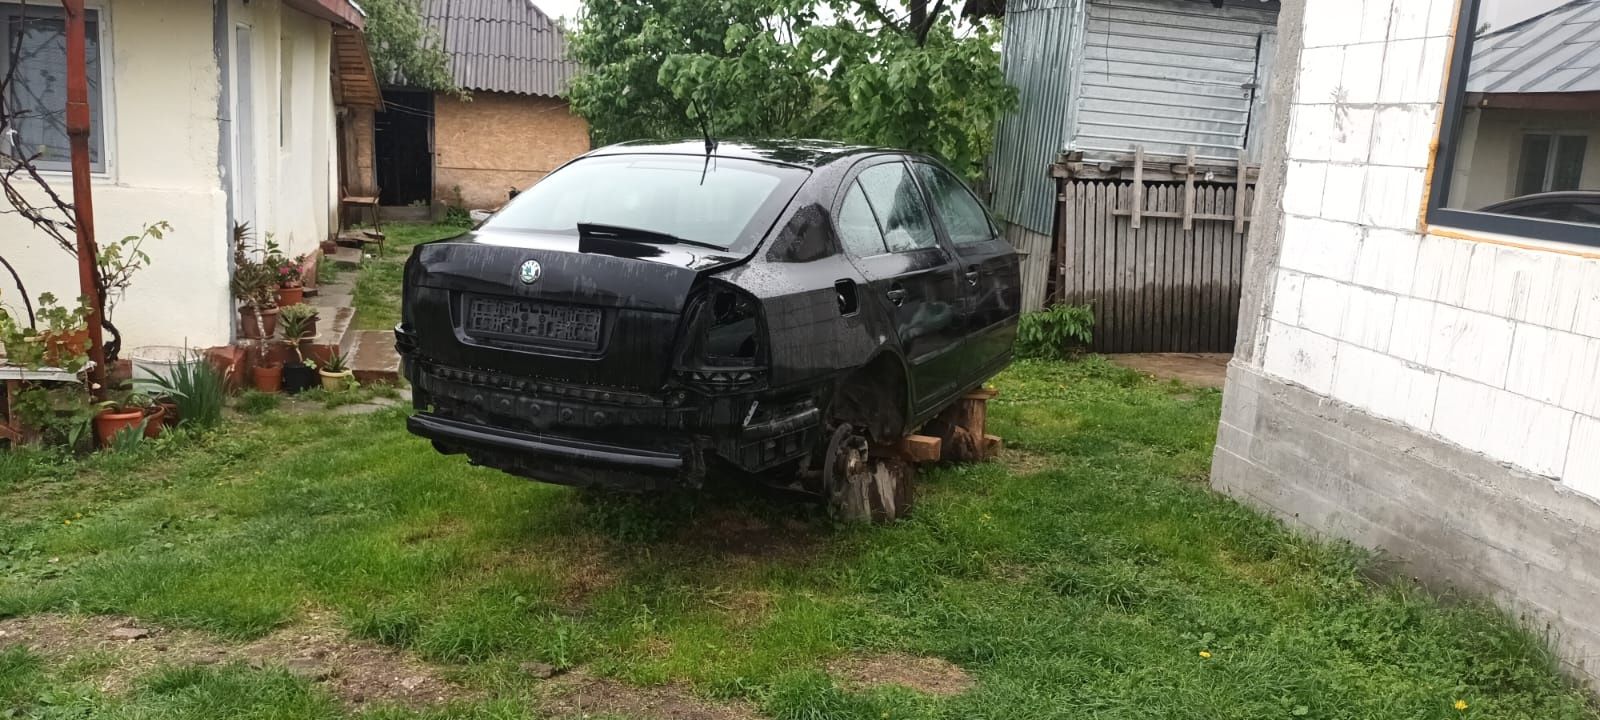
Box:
[396,140,1021,520]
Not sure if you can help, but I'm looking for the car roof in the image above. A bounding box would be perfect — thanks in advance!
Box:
[1484,191,1600,210]
[585,138,899,170]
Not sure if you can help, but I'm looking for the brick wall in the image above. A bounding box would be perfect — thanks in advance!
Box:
[432,91,590,209]
[1215,0,1600,685]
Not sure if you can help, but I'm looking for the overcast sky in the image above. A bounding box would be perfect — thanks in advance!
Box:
[532,0,582,25]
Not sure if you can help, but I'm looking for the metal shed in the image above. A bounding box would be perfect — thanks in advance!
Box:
[987,0,1278,352]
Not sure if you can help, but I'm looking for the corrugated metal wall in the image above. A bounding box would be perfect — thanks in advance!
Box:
[990,0,1083,236]
[1071,0,1278,162]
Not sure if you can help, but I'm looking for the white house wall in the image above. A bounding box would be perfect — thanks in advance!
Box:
[0,0,341,352]
[0,0,231,352]
[1215,0,1600,684]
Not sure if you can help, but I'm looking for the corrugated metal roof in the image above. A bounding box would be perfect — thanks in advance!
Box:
[423,0,578,97]
[1468,0,1600,94]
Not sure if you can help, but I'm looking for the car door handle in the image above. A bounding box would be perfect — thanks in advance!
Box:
[964,265,981,286]
[885,286,908,307]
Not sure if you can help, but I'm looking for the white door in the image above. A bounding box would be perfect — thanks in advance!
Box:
[232,24,256,234]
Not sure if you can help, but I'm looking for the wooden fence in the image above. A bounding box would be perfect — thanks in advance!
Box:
[1053,179,1253,354]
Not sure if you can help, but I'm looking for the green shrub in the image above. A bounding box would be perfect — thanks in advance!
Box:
[137,356,227,430]
[235,391,280,416]
[1016,304,1095,360]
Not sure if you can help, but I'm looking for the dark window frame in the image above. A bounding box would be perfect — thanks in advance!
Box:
[1427,0,1600,246]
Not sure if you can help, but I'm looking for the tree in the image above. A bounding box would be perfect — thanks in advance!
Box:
[362,0,458,93]
[566,0,1016,178]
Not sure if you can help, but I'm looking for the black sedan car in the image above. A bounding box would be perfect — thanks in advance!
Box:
[395,140,1021,519]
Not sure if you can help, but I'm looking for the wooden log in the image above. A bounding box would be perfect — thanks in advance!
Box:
[900,434,943,464]
[983,434,1003,459]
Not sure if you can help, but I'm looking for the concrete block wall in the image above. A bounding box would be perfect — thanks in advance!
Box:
[1216,0,1600,686]
[1255,0,1600,496]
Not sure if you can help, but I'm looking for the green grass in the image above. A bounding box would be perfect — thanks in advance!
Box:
[1,358,1594,719]
[352,222,469,331]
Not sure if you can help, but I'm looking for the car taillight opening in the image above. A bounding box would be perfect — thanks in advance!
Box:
[674,282,767,393]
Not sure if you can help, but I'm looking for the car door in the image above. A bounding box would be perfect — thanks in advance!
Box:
[912,160,1022,375]
[837,157,968,410]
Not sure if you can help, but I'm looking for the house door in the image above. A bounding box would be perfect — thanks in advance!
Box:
[232,24,256,233]
[374,89,433,206]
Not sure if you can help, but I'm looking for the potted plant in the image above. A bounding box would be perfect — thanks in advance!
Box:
[36,293,91,367]
[94,390,154,447]
[251,356,283,393]
[276,253,307,307]
[318,348,355,391]
[278,303,320,341]
[278,305,320,394]
[231,224,280,340]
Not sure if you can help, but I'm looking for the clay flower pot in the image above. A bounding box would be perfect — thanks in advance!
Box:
[252,364,283,393]
[319,368,354,391]
[238,306,280,339]
[142,406,166,439]
[277,284,305,307]
[94,407,145,446]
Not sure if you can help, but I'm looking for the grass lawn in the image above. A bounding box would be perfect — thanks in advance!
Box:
[1,358,1595,719]
[351,222,471,332]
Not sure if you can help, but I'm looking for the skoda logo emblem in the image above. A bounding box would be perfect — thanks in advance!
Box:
[518,260,542,285]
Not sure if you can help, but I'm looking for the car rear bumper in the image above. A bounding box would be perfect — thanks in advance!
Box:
[407,413,686,471]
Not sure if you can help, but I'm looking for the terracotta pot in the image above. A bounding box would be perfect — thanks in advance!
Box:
[321,239,339,254]
[157,399,181,428]
[238,307,279,339]
[142,406,165,439]
[94,407,145,446]
[266,342,296,367]
[277,285,305,307]
[42,328,89,366]
[252,364,283,393]
[319,369,354,391]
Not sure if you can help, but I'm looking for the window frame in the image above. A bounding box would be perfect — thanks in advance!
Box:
[0,0,112,175]
[852,158,942,255]
[1427,0,1600,247]
[910,159,1001,247]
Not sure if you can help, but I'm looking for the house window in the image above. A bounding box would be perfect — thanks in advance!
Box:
[0,3,104,172]
[1430,0,1600,244]
[1515,134,1587,196]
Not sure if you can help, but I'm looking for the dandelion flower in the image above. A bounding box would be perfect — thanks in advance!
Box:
[63,520,70,525]
[1199,650,1212,658]
[1454,700,1468,711]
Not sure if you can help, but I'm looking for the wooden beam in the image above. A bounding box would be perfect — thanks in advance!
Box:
[1182,147,1197,232]
[900,435,943,463]
[1130,146,1144,230]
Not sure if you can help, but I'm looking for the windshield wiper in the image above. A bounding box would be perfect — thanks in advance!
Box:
[576,222,725,252]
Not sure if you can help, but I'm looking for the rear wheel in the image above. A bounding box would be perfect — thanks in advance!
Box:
[824,423,913,523]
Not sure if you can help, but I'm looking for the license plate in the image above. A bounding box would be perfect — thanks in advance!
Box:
[464,296,604,349]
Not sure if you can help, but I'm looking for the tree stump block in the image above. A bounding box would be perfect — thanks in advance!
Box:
[923,388,1000,462]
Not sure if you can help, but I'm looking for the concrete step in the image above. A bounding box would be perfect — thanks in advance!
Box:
[349,329,401,385]
[328,244,364,269]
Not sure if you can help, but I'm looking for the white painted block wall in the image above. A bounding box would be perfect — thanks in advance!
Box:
[1258,0,1600,499]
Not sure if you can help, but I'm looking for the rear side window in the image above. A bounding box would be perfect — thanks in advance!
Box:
[914,162,997,246]
[856,162,939,253]
[837,181,888,257]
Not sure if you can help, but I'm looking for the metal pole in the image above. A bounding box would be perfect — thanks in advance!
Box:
[62,0,105,397]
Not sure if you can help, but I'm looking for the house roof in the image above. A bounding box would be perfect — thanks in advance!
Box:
[423,0,577,97]
[1468,0,1600,95]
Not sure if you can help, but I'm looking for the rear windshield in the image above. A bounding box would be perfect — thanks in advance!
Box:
[482,154,810,249]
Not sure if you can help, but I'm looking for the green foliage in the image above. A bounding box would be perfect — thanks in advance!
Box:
[567,0,1018,178]
[97,220,169,321]
[1016,304,1094,359]
[0,361,1591,717]
[13,385,94,451]
[362,0,458,94]
[0,293,91,372]
[136,356,227,431]
[353,222,466,332]
[235,390,281,415]
[441,205,474,228]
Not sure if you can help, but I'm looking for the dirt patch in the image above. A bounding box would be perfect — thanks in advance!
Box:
[828,653,974,697]
[540,671,763,720]
[0,612,467,709]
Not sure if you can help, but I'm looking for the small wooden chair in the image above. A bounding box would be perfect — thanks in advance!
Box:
[339,183,384,256]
